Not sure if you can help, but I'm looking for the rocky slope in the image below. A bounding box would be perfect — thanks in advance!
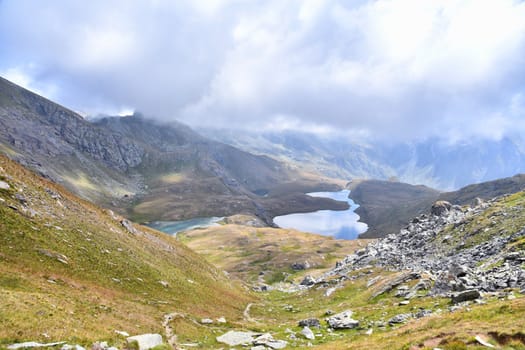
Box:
[0,76,343,224]
[321,195,525,296]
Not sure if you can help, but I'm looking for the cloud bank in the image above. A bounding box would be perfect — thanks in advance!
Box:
[1,0,525,141]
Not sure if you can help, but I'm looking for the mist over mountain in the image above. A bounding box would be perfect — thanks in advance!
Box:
[200,128,525,190]
[0,76,343,225]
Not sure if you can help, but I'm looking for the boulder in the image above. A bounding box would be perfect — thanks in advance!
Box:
[388,313,411,325]
[414,309,432,318]
[0,180,10,190]
[301,326,315,340]
[121,219,139,235]
[431,201,452,216]
[126,334,163,350]
[326,310,359,329]
[253,333,287,349]
[371,272,420,298]
[291,261,310,270]
[300,275,316,286]
[450,264,470,277]
[298,318,320,328]
[216,331,258,347]
[451,290,481,304]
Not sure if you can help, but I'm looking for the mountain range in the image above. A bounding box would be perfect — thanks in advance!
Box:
[200,128,525,190]
[0,77,344,226]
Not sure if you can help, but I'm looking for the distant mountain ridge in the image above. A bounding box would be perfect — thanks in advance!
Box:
[200,128,525,190]
[0,76,342,224]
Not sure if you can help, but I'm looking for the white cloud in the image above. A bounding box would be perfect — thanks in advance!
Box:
[0,0,524,141]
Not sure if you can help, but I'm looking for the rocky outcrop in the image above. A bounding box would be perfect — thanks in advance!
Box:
[323,197,525,297]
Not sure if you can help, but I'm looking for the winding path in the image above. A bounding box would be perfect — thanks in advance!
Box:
[243,303,259,323]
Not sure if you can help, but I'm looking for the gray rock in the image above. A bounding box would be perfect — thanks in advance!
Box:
[300,275,316,286]
[61,345,85,350]
[158,280,169,288]
[451,290,481,304]
[291,261,310,270]
[8,342,66,349]
[414,309,433,318]
[450,264,470,277]
[127,334,163,350]
[91,342,108,350]
[121,219,139,235]
[326,310,359,329]
[301,326,315,340]
[253,333,287,349]
[0,180,10,190]
[388,313,411,325]
[431,201,452,216]
[371,272,420,298]
[15,193,27,204]
[200,318,213,324]
[298,318,320,328]
[216,331,258,346]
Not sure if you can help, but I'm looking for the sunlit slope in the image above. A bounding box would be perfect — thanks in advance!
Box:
[0,155,251,344]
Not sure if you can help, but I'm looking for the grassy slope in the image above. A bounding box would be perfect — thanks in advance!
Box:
[178,219,371,284]
[228,267,525,350]
[243,191,525,350]
[0,155,251,346]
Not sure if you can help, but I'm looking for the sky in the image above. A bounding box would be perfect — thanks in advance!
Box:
[1,0,525,141]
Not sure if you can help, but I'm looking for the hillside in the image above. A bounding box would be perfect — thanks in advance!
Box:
[176,216,371,285]
[0,154,251,347]
[243,189,525,350]
[348,174,525,239]
[348,180,440,238]
[0,76,342,225]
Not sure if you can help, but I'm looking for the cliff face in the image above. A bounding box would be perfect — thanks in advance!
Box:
[0,76,340,222]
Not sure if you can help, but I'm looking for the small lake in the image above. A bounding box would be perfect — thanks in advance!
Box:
[273,190,368,239]
[147,216,223,236]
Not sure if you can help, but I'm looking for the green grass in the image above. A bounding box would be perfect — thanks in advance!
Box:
[0,155,251,345]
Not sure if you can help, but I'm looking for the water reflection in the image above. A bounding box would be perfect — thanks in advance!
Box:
[273,190,368,239]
